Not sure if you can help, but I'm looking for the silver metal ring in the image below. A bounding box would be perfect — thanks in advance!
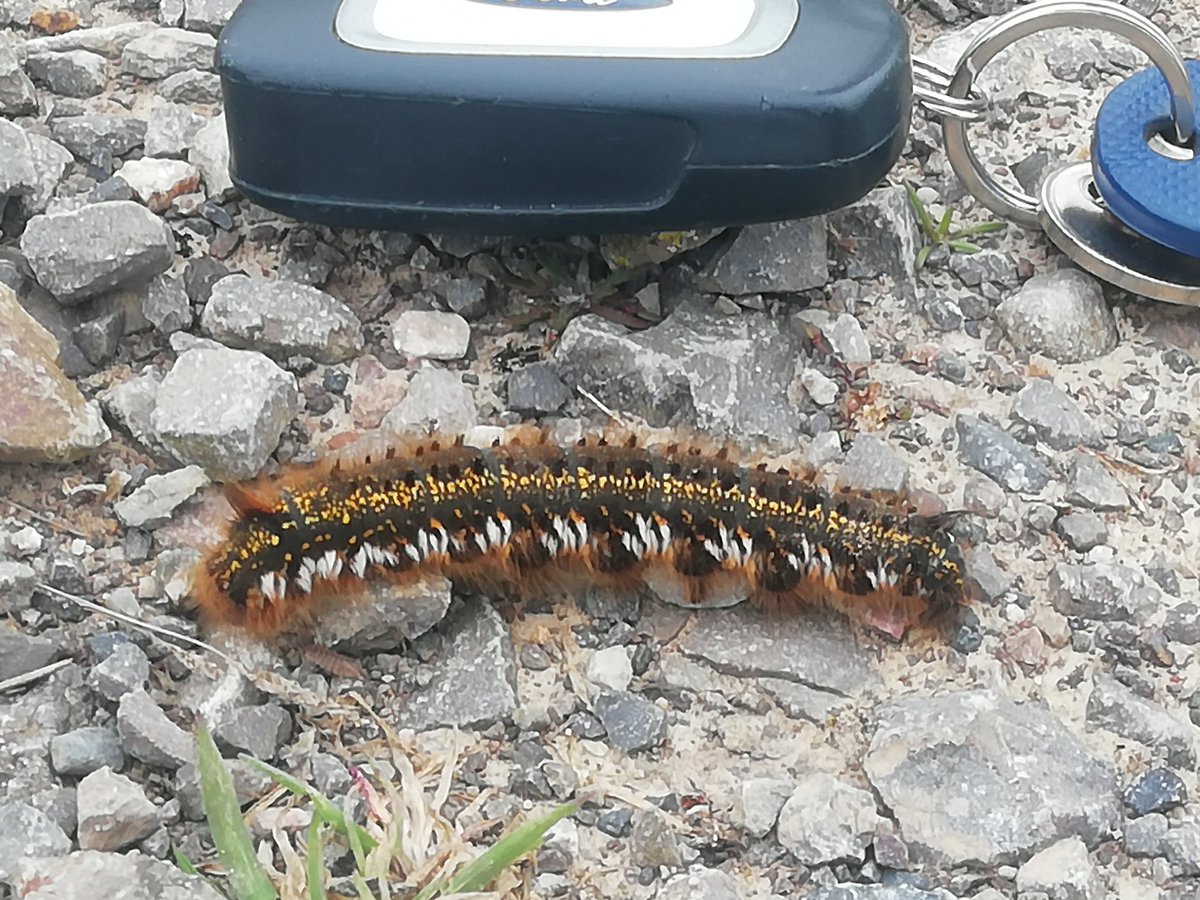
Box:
[941,0,1198,227]
[912,56,991,121]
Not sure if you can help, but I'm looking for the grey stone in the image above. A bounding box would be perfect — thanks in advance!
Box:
[760,678,846,723]
[50,727,125,776]
[120,28,216,79]
[586,646,633,693]
[116,688,194,770]
[1048,562,1159,622]
[553,301,806,446]
[89,641,150,701]
[21,202,173,304]
[838,434,910,493]
[174,758,274,821]
[98,369,170,459]
[630,807,682,868]
[996,270,1117,363]
[736,777,793,838]
[394,603,517,731]
[699,217,828,294]
[507,362,571,414]
[214,704,291,761]
[592,690,665,753]
[1015,836,1104,900]
[312,577,452,653]
[14,850,225,900]
[77,767,158,852]
[0,33,37,115]
[23,22,156,58]
[114,465,209,529]
[656,869,744,900]
[827,185,920,288]
[963,475,1005,517]
[391,310,471,360]
[150,346,300,481]
[1065,455,1128,511]
[143,274,191,333]
[1086,673,1198,768]
[864,689,1120,867]
[116,157,201,212]
[187,113,232,197]
[0,560,37,614]
[202,275,364,363]
[948,247,1019,287]
[776,774,880,865]
[678,606,878,697]
[795,309,872,364]
[73,302,125,367]
[19,132,74,216]
[1164,823,1200,876]
[144,102,205,158]
[1011,379,1102,450]
[1054,512,1108,552]
[436,274,488,319]
[0,803,71,886]
[25,50,108,98]
[1124,813,1168,858]
[963,546,1013,601]
[381,367,477,436]
[0,119,37,196]
[1123,768,1187,817]
[49,114,147,159]
[800,368,839,405]
[956,414,1052,492]
[183,0,239,33]
[1165,602,1200,645]
[0,631,59,681]
[160,69,222,104]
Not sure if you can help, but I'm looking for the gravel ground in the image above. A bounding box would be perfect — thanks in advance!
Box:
[2,0,1200,898]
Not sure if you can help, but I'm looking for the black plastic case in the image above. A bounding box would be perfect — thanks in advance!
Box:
[216,0,912,236]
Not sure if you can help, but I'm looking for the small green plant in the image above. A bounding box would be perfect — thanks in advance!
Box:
[189,725,576,900]
[905,182,1008,269]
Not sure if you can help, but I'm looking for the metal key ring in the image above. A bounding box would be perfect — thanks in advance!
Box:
[941,0,1197,228]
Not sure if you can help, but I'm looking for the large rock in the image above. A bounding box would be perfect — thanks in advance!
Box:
[0,32,37,115]
[776,774,881,865]
[0,119,37,196]
[201,274,364,363]
[1086,674,1198,768]
[698,217,828,294]
[120,27,216,79]
[956,414,1052,493]
[996,269,1117,363]
[0,286,111,463]
[1010,379,1102,450]
[864,689,1121,867]
[150,346,300,481]
[0,803,71,887]
[1015,836,1104,900]
[552,301,805,446]
[20,202,174,304]
[392,603,517,731]
[15,851,225,900]
[677,606,878,698]
[77,767,159,852]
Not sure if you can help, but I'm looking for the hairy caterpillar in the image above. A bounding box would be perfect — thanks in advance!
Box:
[189,428,978,642]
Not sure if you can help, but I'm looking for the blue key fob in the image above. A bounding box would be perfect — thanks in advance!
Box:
[1092,59,1200,257]
[217,0,912,236]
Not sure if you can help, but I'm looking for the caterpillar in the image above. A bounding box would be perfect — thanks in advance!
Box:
[188,427,978,643]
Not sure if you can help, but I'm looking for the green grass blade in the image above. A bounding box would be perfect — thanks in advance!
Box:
[904,182,938,241]
[915,244,933,270]
[307,818,327,900]
[439,803,577,895]
[947,240,982,254]
[174,847,200,876]
[935,207,954,240]
[953,220,1009,238]
[195,726,278,900]
[241,757,378,853]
